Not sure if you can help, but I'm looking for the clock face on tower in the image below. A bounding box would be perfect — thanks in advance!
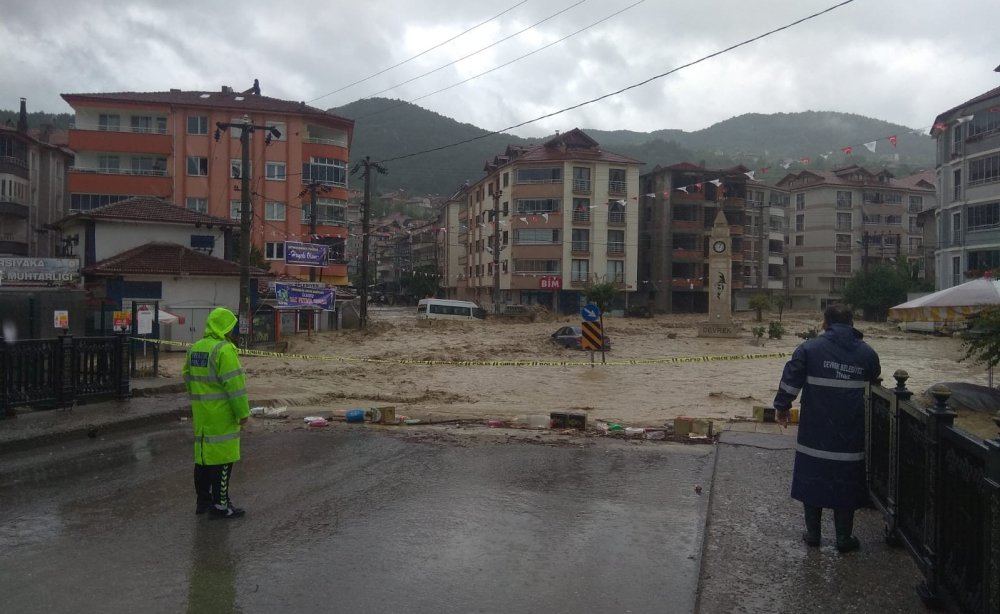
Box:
[712,240,727,254]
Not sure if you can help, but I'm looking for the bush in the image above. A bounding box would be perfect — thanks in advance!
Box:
[796,327,819,340]
[751,326,767,344]
[767,321,784,339]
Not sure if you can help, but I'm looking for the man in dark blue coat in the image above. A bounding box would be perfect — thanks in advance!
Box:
[773,304,881,553]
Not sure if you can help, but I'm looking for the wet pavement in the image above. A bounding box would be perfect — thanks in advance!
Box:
[0,421,714,614]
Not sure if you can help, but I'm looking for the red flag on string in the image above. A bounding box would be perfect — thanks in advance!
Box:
[760,167,770,174]
[888,135,897,148]
[800,157,811,165]
[842,146,853,155]
[933,121,948,131]
[989,107,1000,113]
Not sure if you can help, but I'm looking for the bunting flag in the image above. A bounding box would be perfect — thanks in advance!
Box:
[799,157,811,165]
[933,121,949,132]
[820,152,831,160]
[519,217,527,223]
[645,193,657,198]
[989,106,1000,113]
[863,141,877,153]
[744,171,755,180]
[760,167,769,174]
[677,186,689,193]
[888,135,897,147]
[709,179,722,187]
[617,199,627,206]
[956,115,974,124]
[781,161,791,169]
[842,146,853,155]
[542,213,549,222]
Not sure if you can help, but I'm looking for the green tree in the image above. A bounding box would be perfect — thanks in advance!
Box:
[842,263,911,321]
[583,279,619,313]
[961,306,1000,369]
[400,265,439,301]
[749,293,771,322]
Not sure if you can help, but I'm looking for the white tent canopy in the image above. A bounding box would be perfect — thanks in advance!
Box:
[888,278,1000,322]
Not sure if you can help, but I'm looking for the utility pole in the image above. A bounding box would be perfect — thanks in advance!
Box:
[351,156,387,329]
[492,183,502,316]
[214,116,281,347]
[300,182,332,282]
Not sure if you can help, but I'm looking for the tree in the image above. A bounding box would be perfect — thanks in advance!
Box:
[749,293,771,322]
[842,263,910,321]
[961,306,1000,369]
[583,278,619,313]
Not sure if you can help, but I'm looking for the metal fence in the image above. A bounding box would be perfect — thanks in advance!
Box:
[866,371,1000,614]
[0,334,130,417]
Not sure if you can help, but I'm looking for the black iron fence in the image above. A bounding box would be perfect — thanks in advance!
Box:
[867,371,1000,614]
[0,334,130,418]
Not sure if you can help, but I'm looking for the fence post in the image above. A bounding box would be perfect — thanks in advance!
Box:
[884,370,912,546]
[916,384,956,608]
[57,333,75,410]
[116,333,131,400]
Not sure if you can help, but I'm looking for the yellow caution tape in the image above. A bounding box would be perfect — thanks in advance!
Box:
[133,337,789,368]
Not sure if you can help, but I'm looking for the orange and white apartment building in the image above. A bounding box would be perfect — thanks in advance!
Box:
[61,84,354,283]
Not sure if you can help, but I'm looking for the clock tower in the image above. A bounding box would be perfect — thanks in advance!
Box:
[698,210,741,338]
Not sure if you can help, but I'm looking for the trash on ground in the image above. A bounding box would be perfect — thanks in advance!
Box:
[307,418,329,427]
[487,419,505,428]
[303,416,324,423]
[251,406,287,418]
[644,430,666,440]
[345,408,365,423]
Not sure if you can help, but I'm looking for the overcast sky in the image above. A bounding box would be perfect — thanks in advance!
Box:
[5,0,999,138]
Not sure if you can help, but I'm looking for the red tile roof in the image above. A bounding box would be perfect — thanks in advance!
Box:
[61,196,236,227]
[61,89,353,129]
[509,128,642,165]
[776,167,936,191]
[83,242,265,277]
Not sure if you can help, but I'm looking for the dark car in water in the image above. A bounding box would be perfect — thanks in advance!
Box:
[550,325,611,350]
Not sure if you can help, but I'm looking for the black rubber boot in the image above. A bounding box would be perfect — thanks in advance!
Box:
[834,508,860,553]
[802,504,822,547]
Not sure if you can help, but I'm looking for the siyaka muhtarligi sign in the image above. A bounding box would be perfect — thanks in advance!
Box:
[0,258,80,285]
[275,283,335,310]
[284,241,328,267]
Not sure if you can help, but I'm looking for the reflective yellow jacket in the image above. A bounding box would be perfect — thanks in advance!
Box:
[182,308,250,465]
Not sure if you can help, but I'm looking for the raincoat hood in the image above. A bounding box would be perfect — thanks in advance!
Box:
[824,322,863,349]
[204,307,238,340]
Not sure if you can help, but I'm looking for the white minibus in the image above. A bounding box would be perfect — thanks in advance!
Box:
[416,299,485,321]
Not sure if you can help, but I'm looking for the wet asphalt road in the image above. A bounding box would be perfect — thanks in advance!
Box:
[0,423,713,614]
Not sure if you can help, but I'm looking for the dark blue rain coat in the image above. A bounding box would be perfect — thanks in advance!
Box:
[773,323,881,510]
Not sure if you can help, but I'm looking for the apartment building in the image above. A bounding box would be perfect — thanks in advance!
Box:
[434,187,468,299]
[459,129,641,314]
[777,165,936,310]
[931,84,1000,289]
[0,98,73,257]
[60,84,354,283]
[638,163,785,313]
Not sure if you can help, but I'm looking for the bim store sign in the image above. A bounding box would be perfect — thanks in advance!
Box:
[0,258,80,286]
[275,283,335,310]
[284,241,328,267]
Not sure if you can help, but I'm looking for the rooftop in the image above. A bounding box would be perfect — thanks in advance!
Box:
[58,196,236,228]
[83,242,263,277]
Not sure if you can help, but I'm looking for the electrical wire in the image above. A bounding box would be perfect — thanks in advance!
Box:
[360,0,587,100]
[308,0,530,105]
[378,0,857,164]
[353,0,646,122]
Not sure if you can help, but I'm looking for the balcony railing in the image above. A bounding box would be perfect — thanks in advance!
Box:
[608,180,627,195]
[71,166,168,177]
[572,210,591,223]
[572,179,592,193]
[0,155,28,169]
[571,272,590,283]
[837,199,853,209]
[70,122,168,135]
[607,242,625,255]
[304,136,349,147]
[571,241,590,253]
[608,211,626,224]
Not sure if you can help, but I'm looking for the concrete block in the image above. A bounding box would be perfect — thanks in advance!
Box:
[673,416,693,436]
[692,419,714,437]
[550,411,587,430]
[753,405,776,423]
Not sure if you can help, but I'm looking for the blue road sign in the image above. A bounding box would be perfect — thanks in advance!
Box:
[581,303,601,322]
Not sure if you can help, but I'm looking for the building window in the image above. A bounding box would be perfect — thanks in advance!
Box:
[794,277,803,288]
[609,168,627,195]
[131,156,166,176]
[571,229,590,252]
[952,125,963,156]
[302,157,347,187]
[187,156,209,176]
[98,114,120,131]
[515,167,561,184]
[863,214,882,225]
[98,155,120,173]
[968,202,1000,231]
[952,212,962,245]
[909,237,922,253]
[795,194,805,210]
[265,201,286,221]
[908,196,923,213]
[230,200,242,219]
[503,172,509,187]
[607,260,624,283]
[70,194,129,211]
[516,198,560,214]
[301,198,347,224]
[571,259,590,282]
[836,234,851,252]
[514,229,559,245]
[265,162,286,181]
[608,200,625,224]
[885,215,902,226]
[795,214,804,232]
[794,256,804,268]
[186,197,208,214]
[188,116,209,135]
[266,122,286,141]
[514,259,560,273]
[130,115,166,134]
[953,169,962,201]
[952,256,962,286]
[795,235,804,246]
[969,153,1000,186]
[265,242,285,260]
[969,113,1000,138]
[835,255,851,274]
[836,191,852,209]
[573,167,592,193]
[231,159,252,179]
[607,230,625,254]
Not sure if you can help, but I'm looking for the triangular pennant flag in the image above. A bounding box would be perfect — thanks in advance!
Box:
[709,179,722,187]
[519,217,528,223]
[863,141,877,153]
[677,186,689,193]
[989,106,1000,113]
[820,153,831,160]
[662,191,670,197]
[842,146,853,155]
[956,115,974,124]
[744,171,755,180]
[645,193,656,198]
[800,157,811,165]
[617,199,626,206]
[781,161,791,169]
[933,121,948,132]
[888,135,897,148]
[542,213,549,222]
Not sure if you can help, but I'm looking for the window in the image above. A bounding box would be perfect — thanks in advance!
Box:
[98,114,120,131]
[969,250,1000,272]
[836,255,851,274]
[131,156,166,175]
[515,229,559,244]
[503,172,509,187]
[909,237,922,253]
[794,277,803,288]
[98,155,120,172]
[516,198,560,214]
[952,256,962,286]
[70,194,129,211]
[607,230,624,254]
[885,215,902,226]
[515,167,561,184]
[130,115,166,134]
[266,122,286,141]
[573,167,592,192]
[969,113,1000,138]
[794,256,804,268]
[952,125,963,156]
[187,156,209,176]
[969,153,1000,186]
[301,198,347,224]
[952,212,962,244]
[795,214,804,232]
[302,157,347,187]
[908,196,923,213]
[836,191,852,209]
[265,162,286,181]
[836,234,851,252]
[607,260,624,283]
[230,200,242,219]
[863,214,882,225]
[188,116,209,135]
[968,202,1000,231]
[571,229,590,252]
[231,159,252,179]
[795,235,804,246]
[514,259,560,273]
[609,169,626,194]
[265,201,286,221]
[795,194,805,210]
[186,197,208,214]
[953,169,962,201]
[265,242,285,260]
[608,200,625,224]
[571,259,590,282]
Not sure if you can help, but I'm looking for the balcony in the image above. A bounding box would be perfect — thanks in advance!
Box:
[608,211,626,225]
[0,155,29,178]
[68,129,172,155]
[0,240,28,256]
[607,242,625,255]
[572,210,591,223]
[572,179,592,194]
[608,180,627,195]
[0,201,28,218]
[571,241,590,254]
[304,136,349,147]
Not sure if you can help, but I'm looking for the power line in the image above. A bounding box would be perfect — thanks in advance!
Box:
[379,0,856,164]
[308,1,529,105]
[354,0,645,122]
[360,0,588,100]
